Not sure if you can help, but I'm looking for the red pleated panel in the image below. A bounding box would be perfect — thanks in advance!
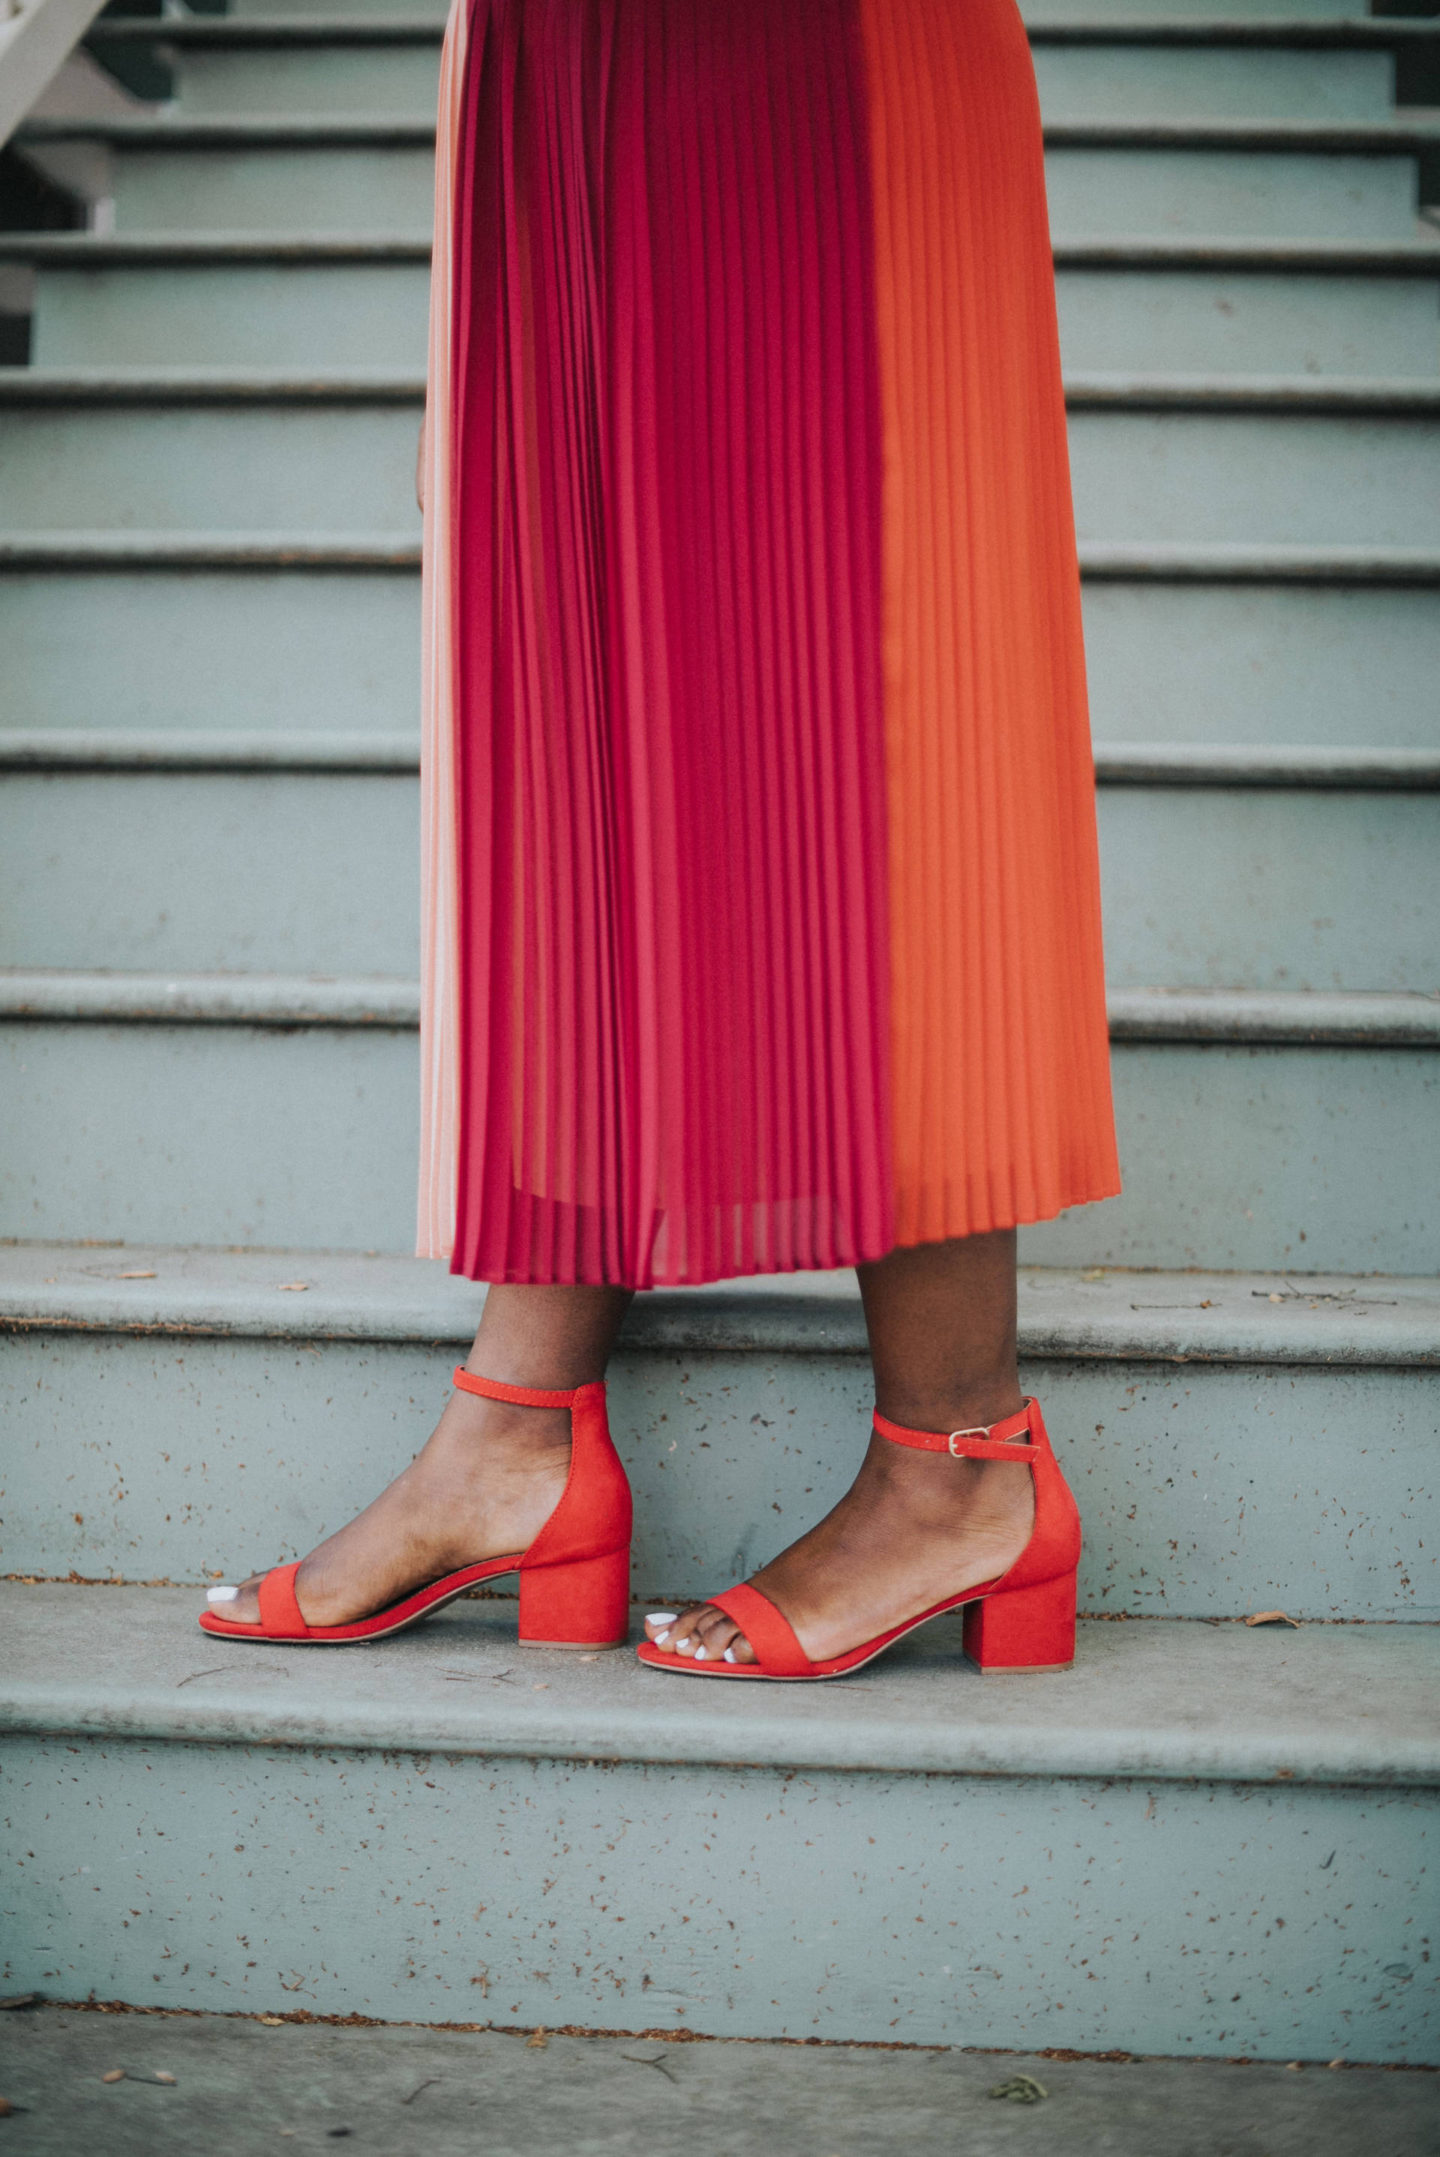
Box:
[444,0,894,1285]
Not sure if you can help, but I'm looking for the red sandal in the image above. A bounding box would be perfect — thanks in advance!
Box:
[636,1396,1079,1681]
[197,1369,633,1648]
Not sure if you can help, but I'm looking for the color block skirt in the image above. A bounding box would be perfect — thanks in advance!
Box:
[419,0,1121,1288]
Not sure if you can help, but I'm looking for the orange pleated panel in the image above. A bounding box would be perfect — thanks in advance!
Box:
[859,0,1121,1243]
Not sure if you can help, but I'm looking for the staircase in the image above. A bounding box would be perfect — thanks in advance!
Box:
[1,0,1437,2063]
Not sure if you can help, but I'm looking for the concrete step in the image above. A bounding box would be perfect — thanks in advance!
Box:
[2,1243,1435,1619]
[2,736,1436,988]
[1064,382,1440,548]
[0,561,420,734]
[2,541,1436,745]
[0,972,1434,1269]
[0,374,424,534]
[14,115,1432,239]
[14,234,1440,376]
[4,373,1440,548]
[0,755,422,977]
[1023,3,1371,19]
[1083,576,1440,747]
[2,1582,1435,2056]
[203,0,1373,21]
[5,2014,1438,2157]
[84,27,1403,125]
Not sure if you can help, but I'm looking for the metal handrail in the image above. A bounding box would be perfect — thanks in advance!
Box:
[0,0,111,147]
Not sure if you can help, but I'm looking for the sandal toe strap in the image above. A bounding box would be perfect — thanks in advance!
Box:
[709,1582,812,1676]
[258,1561,306,1637]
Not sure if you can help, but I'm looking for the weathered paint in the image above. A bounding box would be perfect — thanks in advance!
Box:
[4,1732,1433,2058]
[2,1330,1436,1620]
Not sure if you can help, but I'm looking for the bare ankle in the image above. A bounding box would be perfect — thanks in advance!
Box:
[440,1392,573,1462]
[874,1378,1025,1436]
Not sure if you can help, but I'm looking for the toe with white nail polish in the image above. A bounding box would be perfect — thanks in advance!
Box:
[655,1628,673,1646]
[646,1613,678,1627]
[724,1646,738,1662]
[675,1635,692,1652]
[694,1646,707,1660]
[206,1584,239,1603]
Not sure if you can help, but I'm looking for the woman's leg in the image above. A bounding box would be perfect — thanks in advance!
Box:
[644,1232,1034,1663]
[216,1284,632,1627]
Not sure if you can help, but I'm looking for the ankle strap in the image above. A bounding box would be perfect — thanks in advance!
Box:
[874,1399,1036,1459]
[453,1366,587,1408]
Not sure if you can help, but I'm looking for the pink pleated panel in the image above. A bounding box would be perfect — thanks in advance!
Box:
[416,0,471,1262]
[435,0,894,1286]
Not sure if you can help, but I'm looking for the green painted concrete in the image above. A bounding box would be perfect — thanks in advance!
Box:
[0,770,423,975]
[144,38,1401,125]
[30,257,1440,374]
[4,765,1435,985]
[80,139,1426,239]
[3,568,1434,746]
[0,568,422,733]
[2,1589,1435,2055]
[1080,582,1440,745]
[5,1007,1433,1268]
[4,1297,1436,1617]
[6,393,1440,546]
[1032,47,1396,122]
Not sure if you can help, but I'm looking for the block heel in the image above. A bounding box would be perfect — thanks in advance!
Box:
[962,1565,1077,1674]
[519,1545,631,1649]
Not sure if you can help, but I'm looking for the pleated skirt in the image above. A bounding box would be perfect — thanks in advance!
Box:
[419,0,1122,1288]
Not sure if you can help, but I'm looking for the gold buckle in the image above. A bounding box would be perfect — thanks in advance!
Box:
[947,1426,991,1455]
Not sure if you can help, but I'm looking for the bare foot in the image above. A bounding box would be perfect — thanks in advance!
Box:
[206,1386,573,1628]
[644,1395,1034,1666]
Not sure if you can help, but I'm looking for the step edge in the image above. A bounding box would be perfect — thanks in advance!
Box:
[4,732,1437,789]
[77,12,1440,49]
[1,1254,1434,1365]
[0,532,422,569]
[3,1650,1437,1785]
[5,233,1439,275]
[0,729,423,772]
[6,368,1439,414]
[17,114,1440,151]
[2,973,1434,1044]
[75,13,1440,50]
[5,537,1435,584]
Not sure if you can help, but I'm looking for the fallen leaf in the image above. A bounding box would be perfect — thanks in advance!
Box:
[153,2072,176,2085]
[1285,2061,1302,2072]
[259,2016,285,2027]
[1328,2059,1345,2071]
[0,1996,39,2012]
[989,2074,1047,2104]
[277,1282,310,1293]
[1080,1268,1105,1282]
[532,1683,550,1691]
[1245,1610,1300,1628]
[117,1269,158,1280]
[101,2069,126,2084]
[526,2028,549,2049]
[1268,1292,1283,1303]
